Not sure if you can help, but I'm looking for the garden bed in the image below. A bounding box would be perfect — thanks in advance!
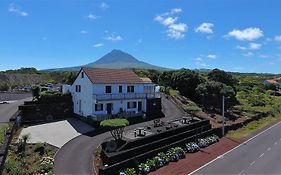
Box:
[3,131,58,175]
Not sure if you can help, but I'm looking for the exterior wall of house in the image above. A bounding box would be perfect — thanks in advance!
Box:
[71,70,93,116]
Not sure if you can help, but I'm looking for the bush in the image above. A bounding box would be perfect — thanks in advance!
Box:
[0,124,9,146]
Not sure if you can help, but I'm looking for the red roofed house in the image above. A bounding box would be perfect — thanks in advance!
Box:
[63,67,161,120]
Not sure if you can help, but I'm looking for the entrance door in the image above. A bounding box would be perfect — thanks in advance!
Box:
[107,103,113,114]
[78,100,82,113]
[138,101,142,112]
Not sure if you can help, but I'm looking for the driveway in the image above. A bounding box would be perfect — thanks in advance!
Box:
[54,94,185,174]
[19,119,95,148]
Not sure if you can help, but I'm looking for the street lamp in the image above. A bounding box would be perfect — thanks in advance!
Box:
[222,95,225,136]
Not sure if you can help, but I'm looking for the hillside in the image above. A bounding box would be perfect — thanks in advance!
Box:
[45,49,166,71]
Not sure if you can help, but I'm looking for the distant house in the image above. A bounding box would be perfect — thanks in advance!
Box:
[63,67,161,121]
[263,78,280,90]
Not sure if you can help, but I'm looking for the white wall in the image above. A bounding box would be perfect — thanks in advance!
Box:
[71,70,93,116]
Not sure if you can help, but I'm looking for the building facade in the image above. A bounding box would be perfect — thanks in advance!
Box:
[64,67,161,121]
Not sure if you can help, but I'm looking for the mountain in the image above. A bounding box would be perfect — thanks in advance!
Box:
[45,49,167,71]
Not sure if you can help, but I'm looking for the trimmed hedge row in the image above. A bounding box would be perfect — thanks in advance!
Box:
[119,135,219,175]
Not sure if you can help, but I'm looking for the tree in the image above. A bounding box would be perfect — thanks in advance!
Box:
[172,69,205,101]
[208,68,238,88]
[196,81,236,110]
[31,86,40,101]
[100,118,129,141]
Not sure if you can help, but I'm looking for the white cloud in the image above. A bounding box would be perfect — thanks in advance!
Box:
[80,30,88,34]
[259,54,270,58]
[154,8,187,40]
[100,2,109,10]
[227,27,263,41]
[87,13,98,21]
[275,35,281,42]
[9,3,28,17]
[249,43,262,50]
[243,52,254,57]
[195,23,214,34]
[236,45,247,50]
[105,33,123,41]
[196,57,202,61]
[207,54,216,59]
[93,43,104,48]
[196,62,207,67]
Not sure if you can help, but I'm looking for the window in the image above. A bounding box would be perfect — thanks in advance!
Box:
[119,85,122,93]
[75,85,81,92]
[105,86,112,93]
[127,101,137,109]
[127,86,134,93]
[81,72,84,78]
[144,86,153,93]
[95,104,103,111]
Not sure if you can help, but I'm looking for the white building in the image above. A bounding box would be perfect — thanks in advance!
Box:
[64,67,161,121]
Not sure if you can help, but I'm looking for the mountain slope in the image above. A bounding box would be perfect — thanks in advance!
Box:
[45,49,166,71]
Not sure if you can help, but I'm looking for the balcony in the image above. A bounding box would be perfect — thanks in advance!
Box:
[93,92,160,101]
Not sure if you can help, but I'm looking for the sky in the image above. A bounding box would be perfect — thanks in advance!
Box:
[1,0,281,73]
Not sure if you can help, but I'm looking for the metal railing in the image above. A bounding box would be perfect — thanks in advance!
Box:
[93,92,160,101]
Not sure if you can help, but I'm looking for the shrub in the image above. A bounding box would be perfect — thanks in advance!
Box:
[0,124,8,146]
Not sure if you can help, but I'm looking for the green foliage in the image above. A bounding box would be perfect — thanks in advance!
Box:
[208,68,238,87]
[0,124,8,146]
[183,101,201,114]
[4,67,39,74]
[39,91,71,103]
[196,81,236,110]
[31,86,40,101]
[100,118,129,127]
[124,167,137,175]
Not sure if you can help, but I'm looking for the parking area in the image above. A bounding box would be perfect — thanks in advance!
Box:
[19,118,95,148]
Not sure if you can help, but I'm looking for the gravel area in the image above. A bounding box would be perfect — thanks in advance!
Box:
[149,137,242,175]
[0,92,32,101]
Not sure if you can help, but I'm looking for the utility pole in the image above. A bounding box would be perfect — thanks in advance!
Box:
[222,95,225,136]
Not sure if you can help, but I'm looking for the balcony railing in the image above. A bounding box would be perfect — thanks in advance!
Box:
[93,92,160,101]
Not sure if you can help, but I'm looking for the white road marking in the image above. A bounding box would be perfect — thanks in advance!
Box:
[238,170,245,175]
[274,142,278,145]
[267,147,271,151]
[250,161,255,166]
[189,120,281,175]
[259,153,264,158]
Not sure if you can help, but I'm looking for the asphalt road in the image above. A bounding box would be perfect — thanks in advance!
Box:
[54,94,185,175]
[192,120,281,175]
[0,97,32,128]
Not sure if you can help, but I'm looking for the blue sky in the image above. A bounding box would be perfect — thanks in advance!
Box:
[1,0,281,73]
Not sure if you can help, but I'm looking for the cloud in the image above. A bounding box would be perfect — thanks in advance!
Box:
[236,43,262,50]
[80,30,88,34]
[236,45,247,50]
[249,43,262,50]
[196,57,202,61]
[259,54,270,58]
[93,43,104,48]
[243,52,254,57]
[275,35,281,42]
[195,57,207,67]
[195,23,214,34]
[8,3,28,17]
[154,8,187,39]
[105,33,123,41]
[227,27,263,41]
[100,2,109,10]
[87,13,98,21]
[207,54,216,59]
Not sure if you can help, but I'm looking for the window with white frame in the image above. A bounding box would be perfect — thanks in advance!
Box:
[75,85,81,92]
[127,101,136,109]
[127,85,134,93]
[95,104,103,111]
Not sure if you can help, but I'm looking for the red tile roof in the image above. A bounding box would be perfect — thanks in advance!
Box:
[82,67,145,84]
[265,80,278,84]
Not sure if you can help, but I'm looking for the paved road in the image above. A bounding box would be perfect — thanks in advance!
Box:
[54,94,185,175]
[0,97,32,128]
[192,120,281,175]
